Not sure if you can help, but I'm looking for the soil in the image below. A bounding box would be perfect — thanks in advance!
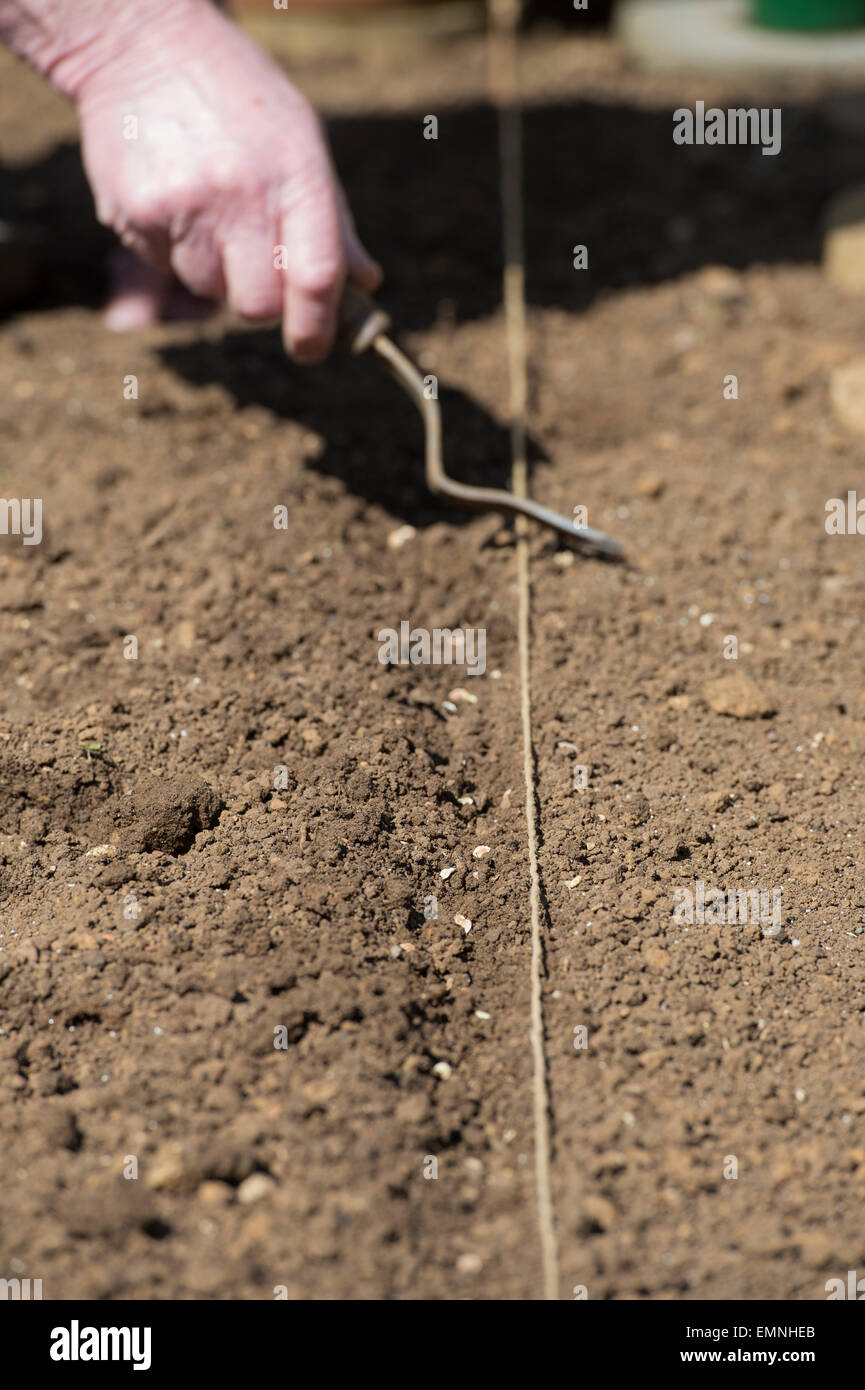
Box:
[2,23,865,1301]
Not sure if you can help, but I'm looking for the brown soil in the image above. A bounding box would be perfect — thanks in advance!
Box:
[2,27,865,1301]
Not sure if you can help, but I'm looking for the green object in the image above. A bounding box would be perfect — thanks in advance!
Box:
[752,0,865,29]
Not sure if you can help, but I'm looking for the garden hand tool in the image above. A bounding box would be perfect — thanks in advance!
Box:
[337,282,624,559]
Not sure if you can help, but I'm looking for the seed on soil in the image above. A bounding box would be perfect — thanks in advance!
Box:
[456,1253,483,1275]
[432,1062,453,1080]
[448,688,477,704]
[387,523,416,549]
[454,914,472,932]
[440,866,456,879]
[472,845,491,859]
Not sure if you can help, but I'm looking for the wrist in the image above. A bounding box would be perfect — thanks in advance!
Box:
[0,0,214,101]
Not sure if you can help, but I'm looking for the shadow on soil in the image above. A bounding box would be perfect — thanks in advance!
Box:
[160,328,545,533]
[4,89,863,325]
[3,81,864,521]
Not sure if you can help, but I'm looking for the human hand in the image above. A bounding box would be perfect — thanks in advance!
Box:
[67,0,381,359]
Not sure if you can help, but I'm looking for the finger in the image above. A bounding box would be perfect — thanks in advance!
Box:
[343,227,383,295]
[221,233,283,321]
[278,166,345,364]
[337,193,383,294]
[169,230,227,303]
[103,245,169,331]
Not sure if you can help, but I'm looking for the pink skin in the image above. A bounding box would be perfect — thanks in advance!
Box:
[0,0,381,359]
[103,247,214,331]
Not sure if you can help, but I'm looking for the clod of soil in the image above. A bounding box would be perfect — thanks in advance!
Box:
[702,673,777,720]
[94,774,223,856]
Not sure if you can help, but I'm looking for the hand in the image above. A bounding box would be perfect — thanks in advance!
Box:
[71,0,381,360]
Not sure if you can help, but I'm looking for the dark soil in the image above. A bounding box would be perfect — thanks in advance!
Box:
[2,26,865,1300]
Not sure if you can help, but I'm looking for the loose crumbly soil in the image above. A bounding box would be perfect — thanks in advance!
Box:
[2,26,865,1301]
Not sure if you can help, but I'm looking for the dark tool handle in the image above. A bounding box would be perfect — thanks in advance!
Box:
[337,281,391,354]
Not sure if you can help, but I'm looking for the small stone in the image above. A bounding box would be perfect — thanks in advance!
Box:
[146,1143,193,1193]
[638,1047,670,1071]
[237,1173,276,1205]
[176,620,196,650]
[582,1193,617,1231]
[198,1180,234,1207]
[635,472,665,499]
[694,264,745,303]
[703,673,776,720]
[299,727,326,755]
